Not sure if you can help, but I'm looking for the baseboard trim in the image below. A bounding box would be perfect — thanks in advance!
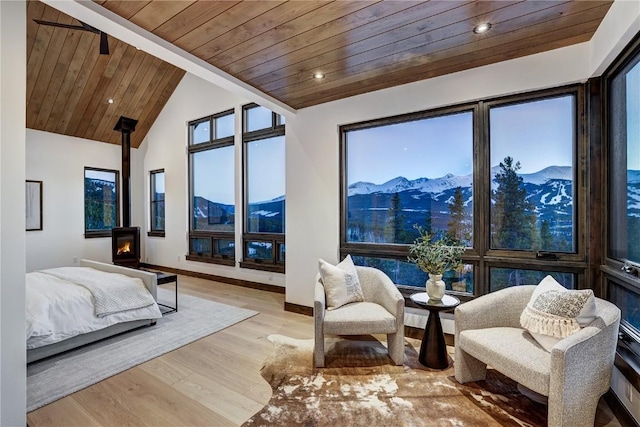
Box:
[140,263,285,294]
[604,389,638,427]
[284,302,313,316]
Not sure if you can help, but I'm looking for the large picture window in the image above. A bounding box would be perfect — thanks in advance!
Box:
[340,87,585,298]
[242,103,285,272]
[187,109,236,265]
[84,167,119,237]
[605,35,640,356]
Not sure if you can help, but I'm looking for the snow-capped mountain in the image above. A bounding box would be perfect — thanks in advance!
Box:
[349,166,571,197]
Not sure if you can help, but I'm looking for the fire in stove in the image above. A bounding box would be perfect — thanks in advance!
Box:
[117,241,132,255]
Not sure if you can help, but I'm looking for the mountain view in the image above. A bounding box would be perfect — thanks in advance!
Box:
[192,195,285,234]
[348,165,575,249]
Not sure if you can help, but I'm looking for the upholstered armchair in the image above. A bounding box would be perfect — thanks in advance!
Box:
[454,285,620,427]
[314,266,405,367]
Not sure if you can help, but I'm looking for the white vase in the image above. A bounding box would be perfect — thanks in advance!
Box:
[426,274,445,301]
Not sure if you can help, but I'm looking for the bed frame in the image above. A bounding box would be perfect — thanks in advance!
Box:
[26,259,159,363]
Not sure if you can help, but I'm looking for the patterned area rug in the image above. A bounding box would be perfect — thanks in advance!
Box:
[243,334,549,427]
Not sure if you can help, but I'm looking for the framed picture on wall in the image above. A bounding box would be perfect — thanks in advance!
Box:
[26,180,42,231]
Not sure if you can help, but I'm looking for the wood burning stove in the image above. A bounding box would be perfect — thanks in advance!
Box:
[112,226,140,268]
[111,116,140,268]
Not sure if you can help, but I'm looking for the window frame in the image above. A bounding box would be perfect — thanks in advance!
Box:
[186,109,236,266]
[339,85,587,299]
[148,168,165,237]
[84,166,120,238]
[241,103,286,273]
[602,32,640,388]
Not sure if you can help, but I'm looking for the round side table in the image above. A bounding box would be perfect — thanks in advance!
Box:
[410,292,460,369]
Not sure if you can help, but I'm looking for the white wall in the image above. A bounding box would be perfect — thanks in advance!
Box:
[25,129,145,271]
[142,73,285,286]
[0,0,26,424]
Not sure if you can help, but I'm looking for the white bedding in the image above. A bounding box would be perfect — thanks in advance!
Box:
[26,269,162,350]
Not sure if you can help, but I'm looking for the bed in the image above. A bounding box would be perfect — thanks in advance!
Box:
[26,259,162,363]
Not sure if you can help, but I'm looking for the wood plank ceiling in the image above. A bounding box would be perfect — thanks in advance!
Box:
[27,1,613,145]
[26,1,185,147]
[97,0,613,110]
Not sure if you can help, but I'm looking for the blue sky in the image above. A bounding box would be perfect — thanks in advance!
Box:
[348,96,576,185]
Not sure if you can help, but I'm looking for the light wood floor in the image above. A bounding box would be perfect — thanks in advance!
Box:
[27,275,623,427]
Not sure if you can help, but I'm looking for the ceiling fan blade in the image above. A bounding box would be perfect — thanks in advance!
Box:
[33,19,86,31]
[79,21,100,34]
[99,32,109,55]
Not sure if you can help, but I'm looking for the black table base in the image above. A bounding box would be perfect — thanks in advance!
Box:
[419,310,449,369]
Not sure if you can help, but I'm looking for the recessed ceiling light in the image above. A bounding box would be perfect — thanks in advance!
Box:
[107,98,114,104]
[313,72,325,80]
[473,23,492,34]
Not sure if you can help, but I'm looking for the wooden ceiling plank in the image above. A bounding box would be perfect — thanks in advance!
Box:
[249,0,510,89]
[93,49,148,143]
[263,0,601,94]
[191,1,329,61]
[130,67,185,148]
[278,4,611,101]
[27,13,74,129]
[153,1,241,43]
[74,40,132,138]
[128,1,197,32]
[34,24,84,130]
[83,45,139,141]
[111,60,172,146]
[173,1,286,54]
[26,4,60,104]
[27,0,47,60]
[97,54,159,144]
[211,0,379,68]
[217,1,398,71]
[292,30,596,109]
[62,39,119,137]
[98,1,152,20]
[44,34,95,132]
[287,19,602,108]
[54,34,101,135]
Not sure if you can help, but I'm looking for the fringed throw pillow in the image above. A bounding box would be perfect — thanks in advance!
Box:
[520,275,596,352]
[318,255,364,310]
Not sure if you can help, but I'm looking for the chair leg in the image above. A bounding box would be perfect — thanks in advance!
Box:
[314,334,325,368]
[387,332,404,365]
[454,346,487,384]
[547,389,599,427]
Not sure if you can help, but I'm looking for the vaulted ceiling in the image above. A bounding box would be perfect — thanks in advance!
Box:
[27,0,613,146]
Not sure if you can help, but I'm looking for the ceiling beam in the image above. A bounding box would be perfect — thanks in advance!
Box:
[41,0,296,118]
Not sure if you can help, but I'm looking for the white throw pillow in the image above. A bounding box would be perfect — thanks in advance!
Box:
[520,275,596,352]
[318,255,364,310]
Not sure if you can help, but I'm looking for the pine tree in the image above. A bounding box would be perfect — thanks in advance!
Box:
[385,192,409,243]
[492,156,536,250]
[540,219,554,250]
[447,187,467,244]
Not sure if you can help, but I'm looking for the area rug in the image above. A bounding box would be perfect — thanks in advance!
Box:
[243,335,548,427]
[27,288,257,412]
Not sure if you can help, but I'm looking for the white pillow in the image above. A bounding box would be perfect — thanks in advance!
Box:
[318,255,364,310]
[520,275,596,352]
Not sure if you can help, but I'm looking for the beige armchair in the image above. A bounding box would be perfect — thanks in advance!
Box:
[314,266,405,367]
[454,285,620,427]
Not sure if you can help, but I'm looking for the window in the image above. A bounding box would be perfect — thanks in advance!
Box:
[605,35,640,351]
[149,169,165,237]
[489,95,576,253]
[340,86,585,298]
[187,109,236,266]
[84,167,119,237]
[241,103,285,272]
